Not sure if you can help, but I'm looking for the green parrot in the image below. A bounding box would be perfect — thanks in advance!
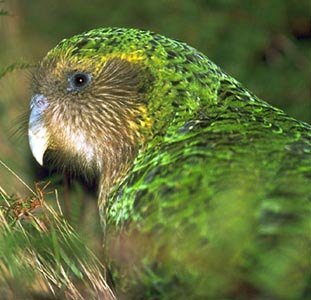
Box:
[28,27,311,299]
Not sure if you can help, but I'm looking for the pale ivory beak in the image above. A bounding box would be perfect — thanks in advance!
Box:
[28,94,49,166]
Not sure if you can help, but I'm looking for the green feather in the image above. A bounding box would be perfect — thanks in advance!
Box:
[45,28,311,299]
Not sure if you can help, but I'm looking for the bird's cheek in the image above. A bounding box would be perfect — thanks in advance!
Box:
[28,94,50,166]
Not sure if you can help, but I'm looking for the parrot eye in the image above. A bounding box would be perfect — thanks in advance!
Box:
[68,72,92,91]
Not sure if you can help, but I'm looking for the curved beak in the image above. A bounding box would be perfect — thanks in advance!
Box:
[28,94,49,166]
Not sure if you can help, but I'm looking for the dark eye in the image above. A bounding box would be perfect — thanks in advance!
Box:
[68,72,92,91]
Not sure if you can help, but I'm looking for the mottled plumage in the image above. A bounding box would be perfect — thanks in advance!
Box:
[29,28,311,299]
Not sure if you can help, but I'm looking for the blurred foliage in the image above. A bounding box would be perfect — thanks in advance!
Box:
[0,0,310,298]
[0,163,115,299]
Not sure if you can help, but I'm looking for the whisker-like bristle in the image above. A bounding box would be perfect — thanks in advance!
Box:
[9,111,29,142]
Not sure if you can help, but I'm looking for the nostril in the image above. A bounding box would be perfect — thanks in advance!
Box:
[30,94,49,112]
[37,99,45,106]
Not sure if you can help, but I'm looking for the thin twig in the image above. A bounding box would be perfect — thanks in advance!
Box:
[0,159,36,196]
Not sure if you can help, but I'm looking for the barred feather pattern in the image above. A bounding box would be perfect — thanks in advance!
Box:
[30,27,311,299]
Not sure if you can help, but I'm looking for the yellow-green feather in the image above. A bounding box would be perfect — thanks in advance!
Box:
[45,27,311,299]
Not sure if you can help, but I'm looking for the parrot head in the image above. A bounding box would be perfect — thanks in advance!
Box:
[28,27,218,199]
[28,29,159,193]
